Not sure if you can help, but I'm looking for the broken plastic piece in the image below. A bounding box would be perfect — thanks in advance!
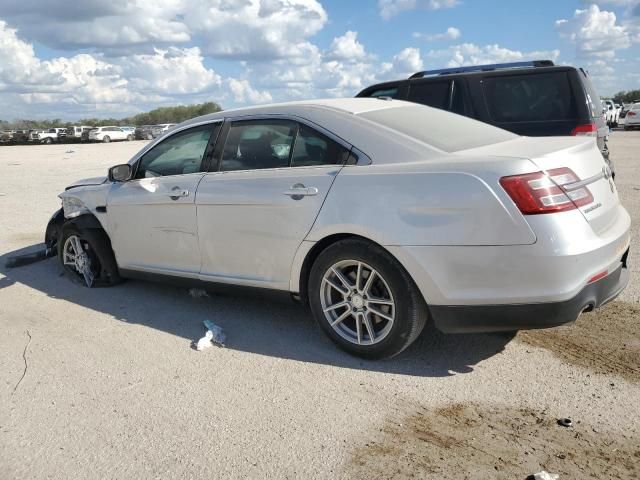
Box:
[188,288,209,299]
[203,320,226,347]
[529,471,559,480]
[196,330,214,351]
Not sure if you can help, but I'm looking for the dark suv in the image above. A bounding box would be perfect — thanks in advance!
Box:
[357,60,611,170]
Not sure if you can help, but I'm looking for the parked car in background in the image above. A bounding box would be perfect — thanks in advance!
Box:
[623,104,640,130]
[45,98,630,359]
[120,126,135,136]
[135,125,154,140]
[37,128,67,144]
[151,123,176,138]
[603,100,620,127]
[88,126,134,143]
[357,60,614,176]
[0,131,13,143]
[67,126,94,142]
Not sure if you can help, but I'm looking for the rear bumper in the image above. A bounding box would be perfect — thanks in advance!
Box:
[431,250,629,333]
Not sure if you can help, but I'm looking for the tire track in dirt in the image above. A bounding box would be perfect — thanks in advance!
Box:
[517,301,640,383]
[346,403,640,479]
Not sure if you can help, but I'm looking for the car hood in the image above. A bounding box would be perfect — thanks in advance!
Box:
[65,176,107,190]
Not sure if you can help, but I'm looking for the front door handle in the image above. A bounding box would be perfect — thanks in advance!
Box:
[169,187,189,200]
[283,184,319,200]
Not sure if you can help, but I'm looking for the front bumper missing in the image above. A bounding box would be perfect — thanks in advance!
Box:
[430,248,630,334]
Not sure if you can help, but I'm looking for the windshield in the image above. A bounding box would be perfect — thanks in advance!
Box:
[359,105,517,152]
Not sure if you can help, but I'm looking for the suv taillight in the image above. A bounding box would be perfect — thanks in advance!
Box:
[500,168,594,215]
[571,123,597,136]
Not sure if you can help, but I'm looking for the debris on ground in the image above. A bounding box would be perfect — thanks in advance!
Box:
[557,418,573,428]
[528,471,559,480]
[195,330,214,351]
[203,320,226,347]
[188,288,209,299]
[194,320,226,351]
[5,247,55,268]
[65,150,75,153]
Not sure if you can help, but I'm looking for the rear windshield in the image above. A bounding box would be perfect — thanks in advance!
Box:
[482,72,578,123]
[359,105,517,152]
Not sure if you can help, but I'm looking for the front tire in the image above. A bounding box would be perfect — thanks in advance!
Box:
[127,134,133,141]
[58,223,121,287]
[103,136,111,143]
[308,239,428,359]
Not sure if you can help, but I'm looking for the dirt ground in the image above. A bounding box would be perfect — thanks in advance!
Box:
[1,133,639,479]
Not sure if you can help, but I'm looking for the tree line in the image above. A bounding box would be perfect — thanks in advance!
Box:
[610,90,640,104]
[0,102,223,130]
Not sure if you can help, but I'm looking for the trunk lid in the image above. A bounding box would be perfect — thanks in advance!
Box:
[459,136,620,234]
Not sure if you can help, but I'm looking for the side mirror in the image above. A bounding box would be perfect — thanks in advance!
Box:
[108,164,132,182]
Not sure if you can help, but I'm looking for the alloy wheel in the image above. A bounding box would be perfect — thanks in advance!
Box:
[320,260,395,346]
[62,235,96,287]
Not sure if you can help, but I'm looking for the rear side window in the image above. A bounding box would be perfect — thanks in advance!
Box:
[483,72,577,122]
[408,81,450,110]
[290,125,350,167]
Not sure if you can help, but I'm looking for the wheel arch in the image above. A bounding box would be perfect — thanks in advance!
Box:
[294,233,433,306]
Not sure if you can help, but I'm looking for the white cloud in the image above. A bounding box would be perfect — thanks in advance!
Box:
[1,0,328,61]
[227,78,273,104]
[413,27,461,42]
[326,31,368,62]
[0,20,269,118]
[427,43,560,67]
[378,0,459,19]
[556,5,631,58]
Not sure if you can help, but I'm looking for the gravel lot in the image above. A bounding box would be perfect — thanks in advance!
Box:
[1,135,638,479]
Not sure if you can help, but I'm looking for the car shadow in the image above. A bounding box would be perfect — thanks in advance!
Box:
[1,244,514,378]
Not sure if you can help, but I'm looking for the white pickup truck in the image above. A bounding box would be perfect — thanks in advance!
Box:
[37,128,67,144]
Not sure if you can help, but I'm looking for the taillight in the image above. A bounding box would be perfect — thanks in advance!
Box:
[571,123,597,136]
[500,167,594,215]
[628,112,637,117]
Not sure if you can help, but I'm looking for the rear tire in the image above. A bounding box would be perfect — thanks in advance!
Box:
[44,137,52,144]
[58,223,122,287]
[127,134,133,141]
[103,136,111,143]
[308,239,428,359]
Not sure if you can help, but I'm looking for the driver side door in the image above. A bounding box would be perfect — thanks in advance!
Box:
[106,122,220,275]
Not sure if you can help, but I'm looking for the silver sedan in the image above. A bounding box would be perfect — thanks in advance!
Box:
[47,98,630,358]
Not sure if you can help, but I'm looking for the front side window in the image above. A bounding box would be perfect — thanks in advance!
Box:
[221,120,296,171]
[290,124,350,167]
[136,124,217,178]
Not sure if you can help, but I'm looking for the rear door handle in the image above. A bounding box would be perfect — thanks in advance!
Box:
[283,184,319,200]
[169,187,189,200]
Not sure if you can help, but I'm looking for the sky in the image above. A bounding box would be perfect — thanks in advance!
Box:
[0,0,639,120]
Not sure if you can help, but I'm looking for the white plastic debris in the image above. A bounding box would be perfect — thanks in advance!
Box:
[196,330,214,351]
[532,471,559,480]
[188,288,209,299]
[194,320,226,351]
[65,149,75,153]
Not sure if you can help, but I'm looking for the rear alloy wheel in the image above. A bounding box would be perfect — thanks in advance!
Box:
[102,135,111,143]
[59,223,121,287]
[127,134,134,141]
[309,239,427,359]
[44,137,52,144]
[146,133,153,140]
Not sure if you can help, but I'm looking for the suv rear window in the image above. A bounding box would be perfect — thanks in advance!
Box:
[483,72,577,123]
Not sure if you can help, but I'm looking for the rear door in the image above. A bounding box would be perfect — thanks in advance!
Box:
[196,119,350,289]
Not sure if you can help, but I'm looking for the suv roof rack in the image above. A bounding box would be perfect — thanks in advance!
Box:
[409,60,555,79]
